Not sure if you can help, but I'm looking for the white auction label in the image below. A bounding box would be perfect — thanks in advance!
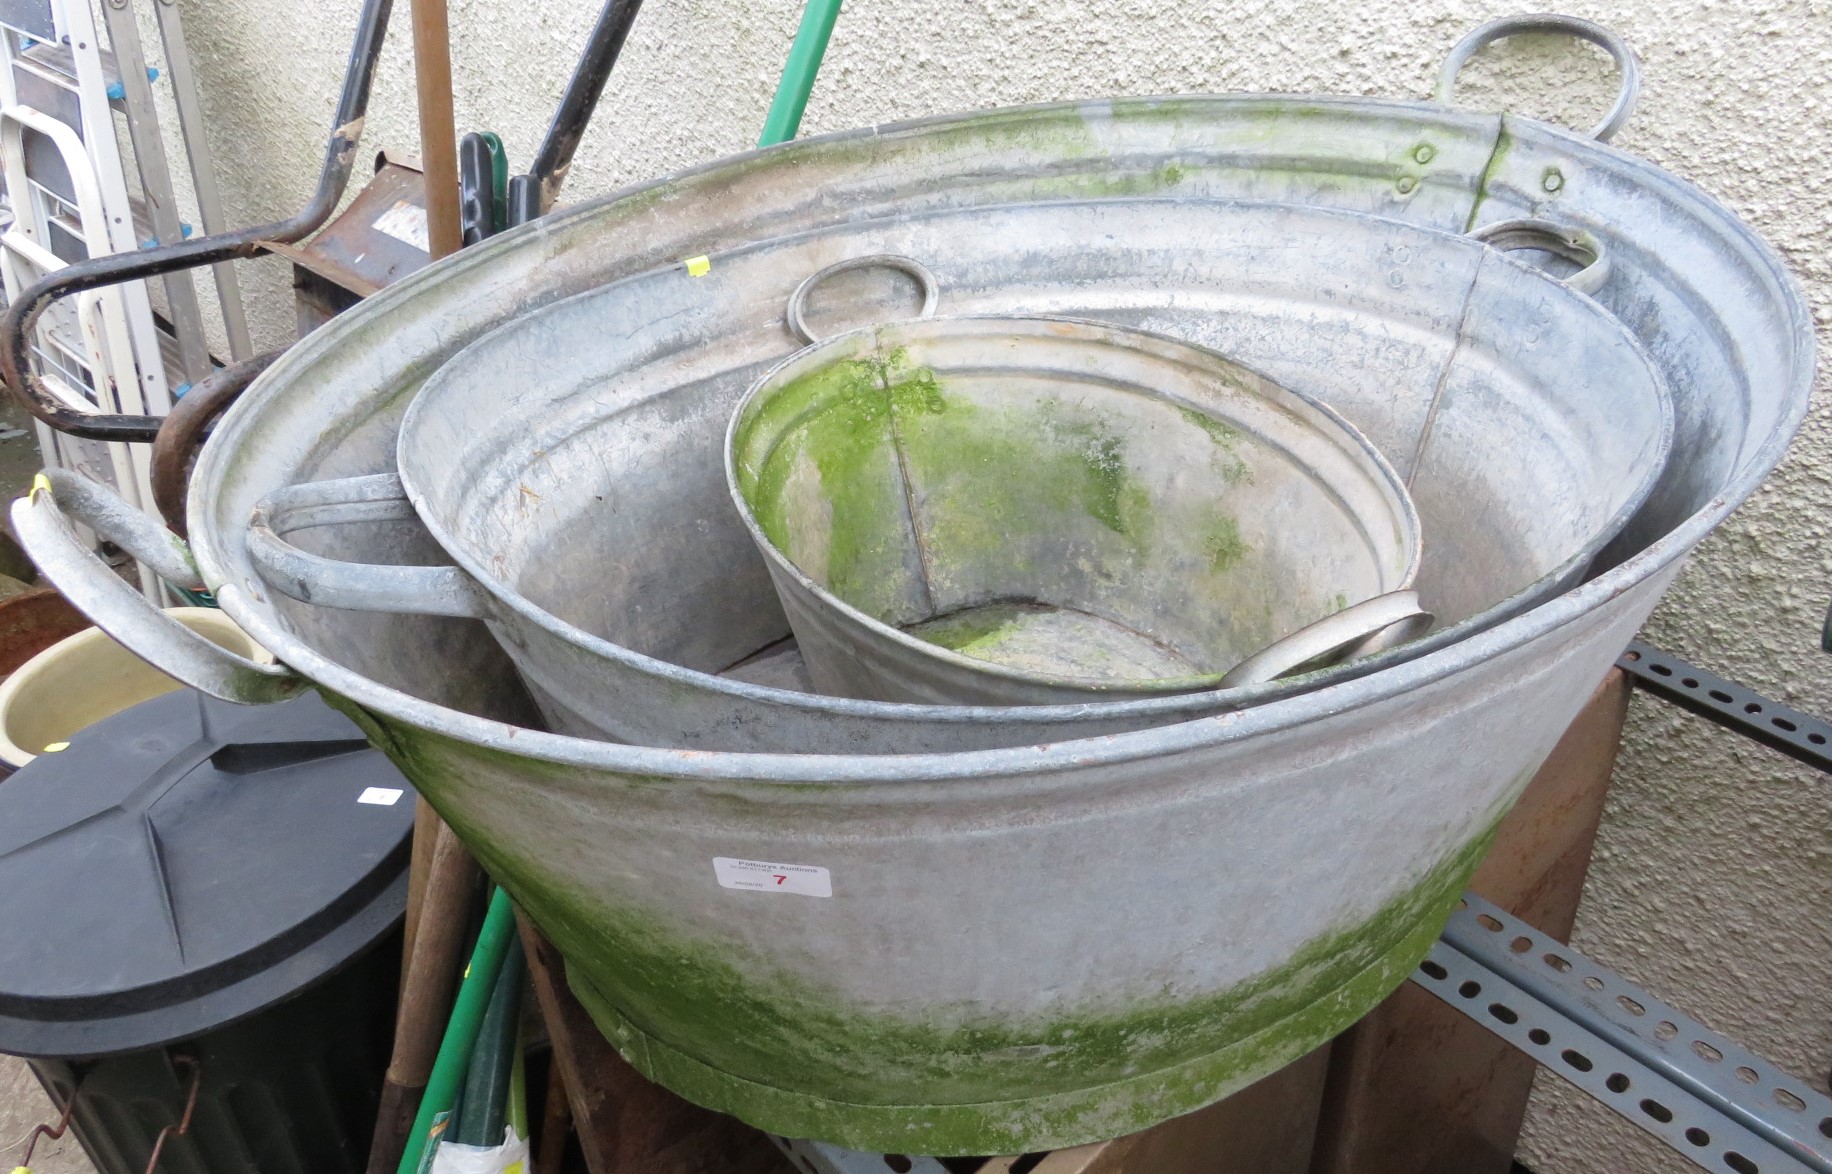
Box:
[713,857,832,897]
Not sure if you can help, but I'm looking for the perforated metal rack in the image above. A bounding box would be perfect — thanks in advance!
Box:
[773,642,1832,1174]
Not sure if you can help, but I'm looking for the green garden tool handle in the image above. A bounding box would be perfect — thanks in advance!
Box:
[397,887,519,1174]
[759,0,844,146]
[452,934,527,1146]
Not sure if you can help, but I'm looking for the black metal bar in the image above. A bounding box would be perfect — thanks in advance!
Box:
[1617,641,1832,775]
[524,0,645,211]
[0,0,396,443]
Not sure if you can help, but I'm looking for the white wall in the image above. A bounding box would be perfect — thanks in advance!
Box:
[169,0,1831,1168]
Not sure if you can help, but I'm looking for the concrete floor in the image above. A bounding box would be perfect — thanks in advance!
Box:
[0,1057,92,1172]
[0,401,97,1174]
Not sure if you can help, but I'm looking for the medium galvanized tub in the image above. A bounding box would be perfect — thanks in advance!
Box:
[15,85,1811,1156]
[729,311,1427,702]
[242,199,1668,750]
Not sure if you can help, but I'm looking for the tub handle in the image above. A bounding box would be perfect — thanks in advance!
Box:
[1435,14,1640,142]
[1219,590,1434,688]
[1469,218,1611,295]
[247,473,491,619]
[786,254,941,344]
[10,468,305,704]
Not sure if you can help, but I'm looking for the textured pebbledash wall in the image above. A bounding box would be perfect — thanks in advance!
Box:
[164,1,1829,1169]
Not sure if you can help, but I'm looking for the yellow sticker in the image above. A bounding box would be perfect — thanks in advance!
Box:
[30,472,50,501]
[42,742,68,753]
[682,254,711,277]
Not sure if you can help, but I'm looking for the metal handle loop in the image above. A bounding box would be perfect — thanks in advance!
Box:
[247,473,490,620]
[1469,218,1612,295]
[1219,590,1434,689]
[1435,13,1641,142]
[786,254,941,344]
[10,471,304,704]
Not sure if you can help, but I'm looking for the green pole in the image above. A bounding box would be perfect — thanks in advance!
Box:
[396,887,519,1174]
[451,933,526,1146]
[757,0,844,146]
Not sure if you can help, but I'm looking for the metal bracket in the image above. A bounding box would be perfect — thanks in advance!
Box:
[1616,641,1832,774]
[1419,892,1832,1173]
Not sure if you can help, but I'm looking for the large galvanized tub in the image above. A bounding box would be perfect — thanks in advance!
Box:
[16,93,1811,1155]
[244,199,1668,750]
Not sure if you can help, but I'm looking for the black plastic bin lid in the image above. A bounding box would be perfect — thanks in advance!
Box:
[0,687,415,1058]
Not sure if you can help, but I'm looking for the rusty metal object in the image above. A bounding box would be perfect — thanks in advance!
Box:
[17,1077,77,1169]
[149,351,284,537]
[141,1055,201,1174]
[272,157,432,335]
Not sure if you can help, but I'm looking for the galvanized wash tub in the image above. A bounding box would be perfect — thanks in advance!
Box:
[15,89,1811,1154]
[242,199,1667,750]
[728,311,1425,703]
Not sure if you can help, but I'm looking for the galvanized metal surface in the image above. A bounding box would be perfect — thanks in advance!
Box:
[729,313,1424,703]
[18,93,1813,1155]
[246,197,1666,751]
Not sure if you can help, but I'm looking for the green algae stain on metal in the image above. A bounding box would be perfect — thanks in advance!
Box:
[1204,515,1247,572]
[736,337,1166,621]
[351,708,1519,1154]
[1173,403,1252,485]
[552,821,1498,1154]
[734,343,944,620]
[902,601,1031,653]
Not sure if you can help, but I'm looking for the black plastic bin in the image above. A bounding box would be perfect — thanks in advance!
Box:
[0,687,415,1174]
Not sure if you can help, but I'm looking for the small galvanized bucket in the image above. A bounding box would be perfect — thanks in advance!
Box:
[727,300,1427,704]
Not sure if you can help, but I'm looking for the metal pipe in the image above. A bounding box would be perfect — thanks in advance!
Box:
[526,0,644,211]
[757,0,844,146]
[148,351,285,536]
[409,0,463,259]
[0,0,394,443]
